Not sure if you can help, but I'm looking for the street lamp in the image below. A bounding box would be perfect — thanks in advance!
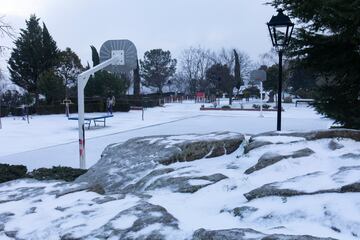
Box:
[267,9,294,131]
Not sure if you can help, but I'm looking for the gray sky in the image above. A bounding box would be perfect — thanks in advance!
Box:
[0,0,276,76]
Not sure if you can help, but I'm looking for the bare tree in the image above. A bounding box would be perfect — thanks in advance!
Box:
[0,16,15,129]
[0,16,15,54]
[0,70,7,129]
[178,47,253,96]
[179,46,216,94]
[258,49,278,67]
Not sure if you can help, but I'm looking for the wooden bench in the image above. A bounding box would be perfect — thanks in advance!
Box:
[68,115,113,129]
[295,99,314,107]
[130,106,144,110]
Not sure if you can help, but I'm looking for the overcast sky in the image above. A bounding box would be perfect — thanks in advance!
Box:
[0,0,276,77]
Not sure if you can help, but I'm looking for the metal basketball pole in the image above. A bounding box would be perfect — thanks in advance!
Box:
[77,57,121,169]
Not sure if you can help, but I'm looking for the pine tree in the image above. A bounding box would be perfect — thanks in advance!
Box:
[37,70,64,104]
[140,49,177,93]
[86,46,128,97]
[42,23,59,70]
[233,50,243,98]
[205,63,234,103]
[57,47,83,99]
[8,15,42,104]
[270,0,360,128]
[90,45,100,67]
[8,15,59,107]
[133,60,141,96]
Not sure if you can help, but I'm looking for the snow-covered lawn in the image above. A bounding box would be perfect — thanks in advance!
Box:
[0,100,333,170]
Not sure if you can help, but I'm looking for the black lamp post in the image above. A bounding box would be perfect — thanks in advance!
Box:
[267,9,294,131]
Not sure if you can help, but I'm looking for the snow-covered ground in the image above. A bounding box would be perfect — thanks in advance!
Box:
[1,131,359,239]
[0,100,332,170]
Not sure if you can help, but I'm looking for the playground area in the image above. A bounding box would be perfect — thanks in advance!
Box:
[0,99,332,170]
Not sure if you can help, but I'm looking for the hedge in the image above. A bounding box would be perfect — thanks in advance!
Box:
[0,95,163,117]
[0,165,88,184]
[0,164,28,184]
[28,166,87,182]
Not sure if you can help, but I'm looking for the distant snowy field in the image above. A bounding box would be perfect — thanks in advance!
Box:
[0,100,333,170]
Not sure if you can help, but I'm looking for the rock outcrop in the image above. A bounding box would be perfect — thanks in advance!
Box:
[252,129,360,142]
[244,148,315,174]
[145,173,228,193]
[76,132,244,193]
[192,228,336,240]
[2,129,360,240]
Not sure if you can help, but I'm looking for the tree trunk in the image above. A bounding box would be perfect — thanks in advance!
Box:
[268,91,275,103]
[35,90,39,111]
[229,89,233,105]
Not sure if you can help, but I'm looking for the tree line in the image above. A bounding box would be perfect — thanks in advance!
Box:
[2,2,359,130]
[3,14,316,109]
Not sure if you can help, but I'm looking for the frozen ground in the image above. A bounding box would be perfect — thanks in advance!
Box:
[0,100,333,170]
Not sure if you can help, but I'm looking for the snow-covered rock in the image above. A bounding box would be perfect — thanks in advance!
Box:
[75,132,244,194]
[192,228,336,240]
[1,129,360,239]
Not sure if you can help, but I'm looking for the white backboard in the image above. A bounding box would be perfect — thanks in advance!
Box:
[250,70,267,82]
[111,50,125,65]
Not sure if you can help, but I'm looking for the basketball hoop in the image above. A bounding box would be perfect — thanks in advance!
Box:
[77,40,137,169]
[61,99,73,117]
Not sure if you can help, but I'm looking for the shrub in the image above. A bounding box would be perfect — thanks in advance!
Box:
[221,105,231,109]
[28,166,87,182]
[253,104,271,110]
[252,104,260,109]
[263,104,271,109]
[114,102,130,112]
[283,96,293,103]
[0,164,28,184]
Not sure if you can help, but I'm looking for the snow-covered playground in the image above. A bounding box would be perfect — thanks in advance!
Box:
[0,100,332,170]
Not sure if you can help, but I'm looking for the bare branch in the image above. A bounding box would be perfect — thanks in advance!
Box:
[0,15,15,54]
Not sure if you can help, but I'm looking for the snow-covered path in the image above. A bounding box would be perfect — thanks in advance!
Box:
[0,101,332,170]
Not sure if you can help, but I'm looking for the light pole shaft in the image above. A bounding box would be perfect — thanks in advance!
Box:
[277,50,283,131]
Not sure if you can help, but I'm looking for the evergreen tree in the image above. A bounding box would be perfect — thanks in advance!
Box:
[37,70,64,104]
[8,15,42,104]
[42,23,59,70]
[270,0,360,128]
[90,45,100,67]
[133,60,141,96]
[85,71,128,97]
[8,15,59,107]
[287,62,317,98]
[57,47,83,98]
[206,63,234,104]
[140,49,177,93]
[233,50,243,97]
